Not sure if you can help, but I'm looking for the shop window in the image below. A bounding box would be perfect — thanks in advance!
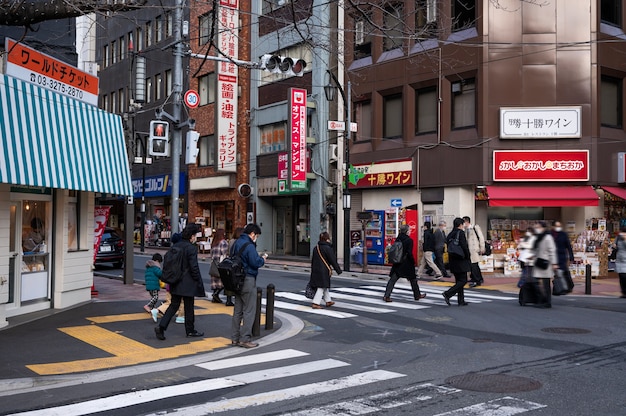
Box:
[383,3,404,51]
[601,0,621,27]
[383,94,403,139]
[22,201,49,254]
[199,135,216,166]
[199,72,216,105]
[415,86,437,134]
[452,0,476,31]
[601,75,622,128]
[355,101,372,142]
[199,12,215,46]
[354,18,372,60]
[452,78,475,129]
[260,122,287,153]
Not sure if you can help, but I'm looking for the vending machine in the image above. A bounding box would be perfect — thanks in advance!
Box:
[383,208,419,265]
[365,210,385,265]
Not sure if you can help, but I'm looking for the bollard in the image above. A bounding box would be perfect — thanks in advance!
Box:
[253,286,262,337]
[585,264,592,295]
[265,284,275,330]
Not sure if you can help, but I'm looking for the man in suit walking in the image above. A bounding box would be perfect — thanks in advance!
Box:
[433,220,449,278]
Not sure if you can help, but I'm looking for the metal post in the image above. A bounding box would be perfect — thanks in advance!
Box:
[265,284,275,330]
[585,264,592,294]
[170,0,183,235]
[253,286,262,336]
[343,81,352,272]
[140,142,146,252]
[361,219,368,273]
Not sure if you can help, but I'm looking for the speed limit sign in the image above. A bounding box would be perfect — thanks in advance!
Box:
[184,90,200,108]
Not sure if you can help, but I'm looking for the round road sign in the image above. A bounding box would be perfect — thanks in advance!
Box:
[184,90,200,108]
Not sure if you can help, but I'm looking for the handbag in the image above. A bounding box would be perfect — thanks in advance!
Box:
[447,231,465,258]
[535,257,549,270]
[552,269,569,296]
[209,258,221,278]
[305,282,316,299]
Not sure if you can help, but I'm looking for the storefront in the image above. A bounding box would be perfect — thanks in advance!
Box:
[0,74,132,327]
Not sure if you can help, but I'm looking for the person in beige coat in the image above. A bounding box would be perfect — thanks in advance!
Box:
[463,216,486,287]
[530,221,558,308]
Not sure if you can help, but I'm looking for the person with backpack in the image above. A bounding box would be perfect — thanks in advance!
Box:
[417,222,443,280]
[442,217,471,306]
[230,223,267,348]
[154,224,206,341]
[210,229,230,304]
[383,224,427,303]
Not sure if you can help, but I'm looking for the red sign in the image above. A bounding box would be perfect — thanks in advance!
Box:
[289,88,307,189]
[184,90,199,108]
[493,150,589,182]
[93,206,111,263]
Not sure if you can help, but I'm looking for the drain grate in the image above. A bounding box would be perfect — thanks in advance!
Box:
[445,373,542,393]
[541,327,591,334]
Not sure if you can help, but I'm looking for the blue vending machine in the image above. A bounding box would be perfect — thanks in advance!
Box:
[365,210,385,265]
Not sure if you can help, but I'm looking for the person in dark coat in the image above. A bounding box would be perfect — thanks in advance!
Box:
[155,224,206,340]
[383,224,427,302]
[442,217,471,306]
[309,232,342,309]
[551,221,575,292]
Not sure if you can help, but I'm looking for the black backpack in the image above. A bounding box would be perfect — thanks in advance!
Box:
[217,242,252,294]
[387,239,405,264]
[161,244,185,285]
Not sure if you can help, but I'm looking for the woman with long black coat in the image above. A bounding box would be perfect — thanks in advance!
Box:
[442,217,471,306]
[309,232,342,308]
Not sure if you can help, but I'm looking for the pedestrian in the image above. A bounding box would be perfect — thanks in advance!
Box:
[383,224,427,302]
[143,253,163,314]
[224,227,244,307]
[442,217,471,306]
[551,221,575,292]
[530,221,558,308]
[433,220,449,278]
[417,221,443,280]
[463,216,486,287]
[152,232,185,323]
[230,223,267,348]
[309,232,342,309]
[210,229,230,304]
[612,226,626,298]
[517,227,536,285]
[154,224,206,340]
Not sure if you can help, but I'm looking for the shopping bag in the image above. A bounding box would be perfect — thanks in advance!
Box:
[305,282,316,299]
[552,269,569,296]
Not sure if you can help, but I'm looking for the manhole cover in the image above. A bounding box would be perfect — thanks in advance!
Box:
[445,373,542,393]
[541,327,591,334]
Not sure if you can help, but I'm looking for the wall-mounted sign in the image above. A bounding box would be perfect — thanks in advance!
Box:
[493,150,589,182]
[500,106,582,139]
[289,88,308,190]
[5,38,99,106]
[278,150,309,194]
[348,158,414,188]
[132,173,187,198]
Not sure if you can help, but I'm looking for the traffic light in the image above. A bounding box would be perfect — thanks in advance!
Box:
[185,130,200,164]
[259,54,307,77]
[148,120,169,157]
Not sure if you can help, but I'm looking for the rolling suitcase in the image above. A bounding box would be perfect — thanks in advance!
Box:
[519,282,540,306]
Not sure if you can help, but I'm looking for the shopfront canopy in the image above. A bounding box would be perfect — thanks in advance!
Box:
[601,186,626,201]
[0,74,132,196]
[486,185,599,207]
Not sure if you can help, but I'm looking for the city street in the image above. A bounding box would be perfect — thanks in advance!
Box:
[1,257,625,415]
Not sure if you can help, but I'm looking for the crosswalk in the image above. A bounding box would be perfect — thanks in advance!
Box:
[266,283,517,319]
[8,347,546,416]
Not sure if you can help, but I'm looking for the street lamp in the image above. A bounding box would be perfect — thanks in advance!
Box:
[325,71,352,272]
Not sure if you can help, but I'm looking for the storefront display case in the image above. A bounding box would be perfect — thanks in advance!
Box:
[365,210,385,265]
[21,253,49,302]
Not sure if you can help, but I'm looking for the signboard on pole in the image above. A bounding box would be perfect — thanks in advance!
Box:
[289,88,307,190]
[216,0,239,172]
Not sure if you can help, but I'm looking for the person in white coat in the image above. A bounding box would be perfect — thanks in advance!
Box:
[530,221,558,308]
[463,216,486,287]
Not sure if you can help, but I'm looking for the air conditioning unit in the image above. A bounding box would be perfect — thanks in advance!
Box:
[355,21,365,45]
[329,144,339,163]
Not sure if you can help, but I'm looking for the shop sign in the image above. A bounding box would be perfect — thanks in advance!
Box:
[5,38,99,106]
[289,88,308,190]
[94,206,111,263]
[348,159,414,188]
[132,173,187,198]
[278,151,309,194]
[216,0,239,172]
[500,106,581,138]
[493,150,589,182]
[619,152,625,183]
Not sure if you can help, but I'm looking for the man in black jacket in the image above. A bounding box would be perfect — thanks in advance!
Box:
[417,222,443,280]
[433,220,450,277]
[383,224,427,302]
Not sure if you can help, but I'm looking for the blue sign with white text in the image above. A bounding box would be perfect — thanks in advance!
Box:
[132,173,187,198]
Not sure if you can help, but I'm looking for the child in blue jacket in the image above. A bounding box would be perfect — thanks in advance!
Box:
[144,253,163,314]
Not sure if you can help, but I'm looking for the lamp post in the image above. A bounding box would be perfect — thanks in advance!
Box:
[325,72,352,272]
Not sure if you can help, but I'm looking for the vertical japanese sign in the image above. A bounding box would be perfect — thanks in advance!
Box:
[289,88,307,189]
[216,0,239,172]
[93,206,111,263]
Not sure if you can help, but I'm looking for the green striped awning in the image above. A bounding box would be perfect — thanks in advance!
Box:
[0,74,132,196]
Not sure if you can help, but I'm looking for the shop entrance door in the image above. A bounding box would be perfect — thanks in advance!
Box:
[275,206,294,255]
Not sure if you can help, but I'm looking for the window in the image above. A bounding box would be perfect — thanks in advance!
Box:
[260,122,287,153]
[199,135,216,166]
[155,73,162,100]
[165,70,172,96]
[111,40,117,64]
[354,18,372,59]
[416,0,437,33]
[118,88,125,113]
[68,191,81,251]
[199,12,214,45]
[136,27,144,51]
[262,0,291,14]
[601,0,621,27]
[383,94,403,138]
[601,75,622,128]
[452,78,475,128]
[103,45,109,68]
[383,3,404,51]
[145,21,152,47]
[355,101,372,141]
[155,15,163,42]
[102,94,110,112]
[111,91,117,113]
[452,0,476,31]
[415,86,437,134]
[146,77,153,103]
[198,73,216,105]
[119,36,126,60]
[165,12,173,37]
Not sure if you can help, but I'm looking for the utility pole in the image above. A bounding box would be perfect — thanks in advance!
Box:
[170,0,183,235]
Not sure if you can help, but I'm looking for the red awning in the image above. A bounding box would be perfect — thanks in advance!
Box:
[486,186,599,207]
[601,186,626,201]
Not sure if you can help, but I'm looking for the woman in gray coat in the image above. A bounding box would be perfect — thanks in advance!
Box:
[530,221,558,308]
[614,226,626,298]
